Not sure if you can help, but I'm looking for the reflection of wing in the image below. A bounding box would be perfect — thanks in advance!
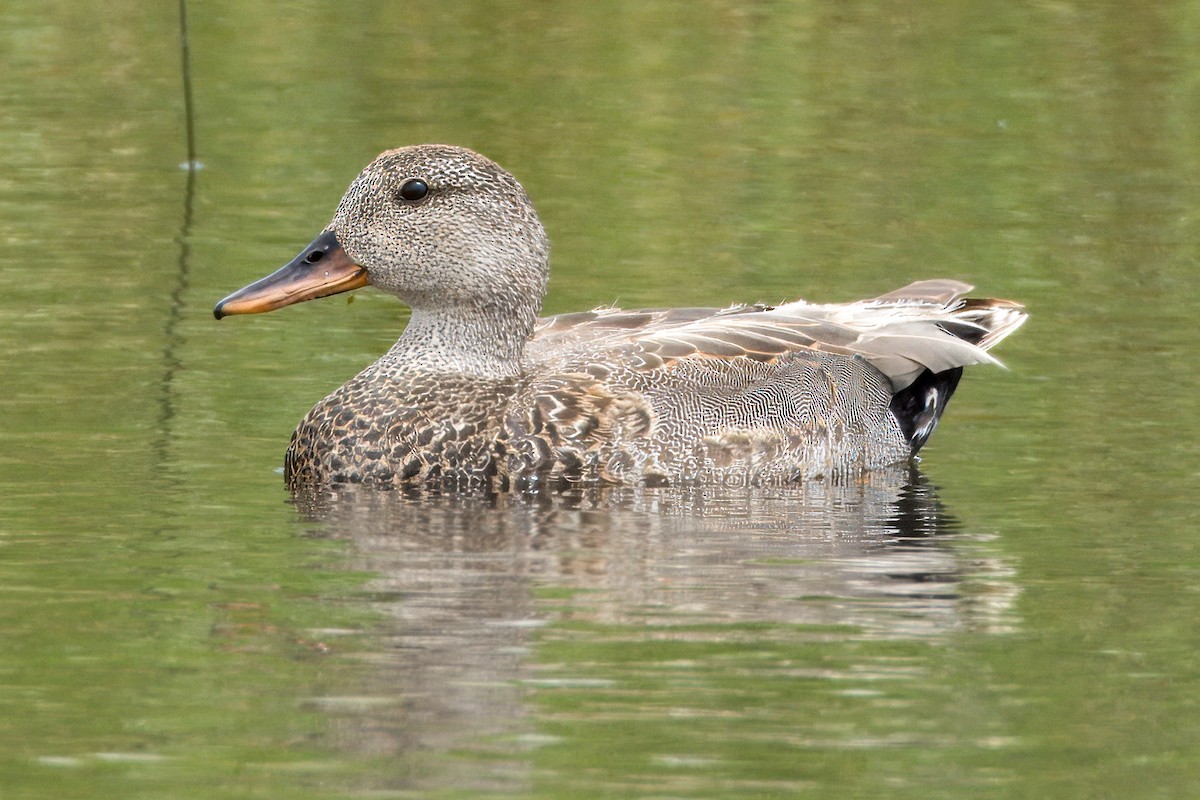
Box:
[529,280,1027,390]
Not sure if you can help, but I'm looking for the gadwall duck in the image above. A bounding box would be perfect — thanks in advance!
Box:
[215,145,1027,490]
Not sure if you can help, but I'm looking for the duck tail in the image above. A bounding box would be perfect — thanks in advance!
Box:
[884,290,1027,453]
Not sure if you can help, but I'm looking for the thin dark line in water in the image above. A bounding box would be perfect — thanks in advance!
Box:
[153,0,200,474]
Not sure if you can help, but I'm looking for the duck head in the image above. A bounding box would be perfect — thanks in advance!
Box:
[214,145,551,335]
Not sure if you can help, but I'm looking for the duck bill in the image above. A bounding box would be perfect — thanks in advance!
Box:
[213,231,369,319]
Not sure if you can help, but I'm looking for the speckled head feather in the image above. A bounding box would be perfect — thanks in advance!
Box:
[328,146,550,379]
[332,146,547,309]
[214,144,1027,491]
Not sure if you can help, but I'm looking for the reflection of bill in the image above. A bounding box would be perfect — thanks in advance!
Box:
[294,465,1017,793]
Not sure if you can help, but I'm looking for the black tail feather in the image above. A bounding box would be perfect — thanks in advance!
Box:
[889,368,963,454]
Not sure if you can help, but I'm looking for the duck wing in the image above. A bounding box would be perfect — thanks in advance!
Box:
[528,280,1027,390]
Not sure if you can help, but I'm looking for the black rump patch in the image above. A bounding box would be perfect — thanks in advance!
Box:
[889,367,963,454]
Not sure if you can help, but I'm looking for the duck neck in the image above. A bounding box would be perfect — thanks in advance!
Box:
[381,303,535,380]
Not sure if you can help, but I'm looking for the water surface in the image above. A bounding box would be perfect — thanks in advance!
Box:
[2,2,1199,798]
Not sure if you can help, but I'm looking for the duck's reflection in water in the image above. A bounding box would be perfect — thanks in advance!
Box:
[293,465,1017,792]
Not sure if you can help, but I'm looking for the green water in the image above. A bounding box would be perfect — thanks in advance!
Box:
[3,1,1199,797]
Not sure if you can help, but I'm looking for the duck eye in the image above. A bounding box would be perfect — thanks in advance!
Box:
[397,179,429,202]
